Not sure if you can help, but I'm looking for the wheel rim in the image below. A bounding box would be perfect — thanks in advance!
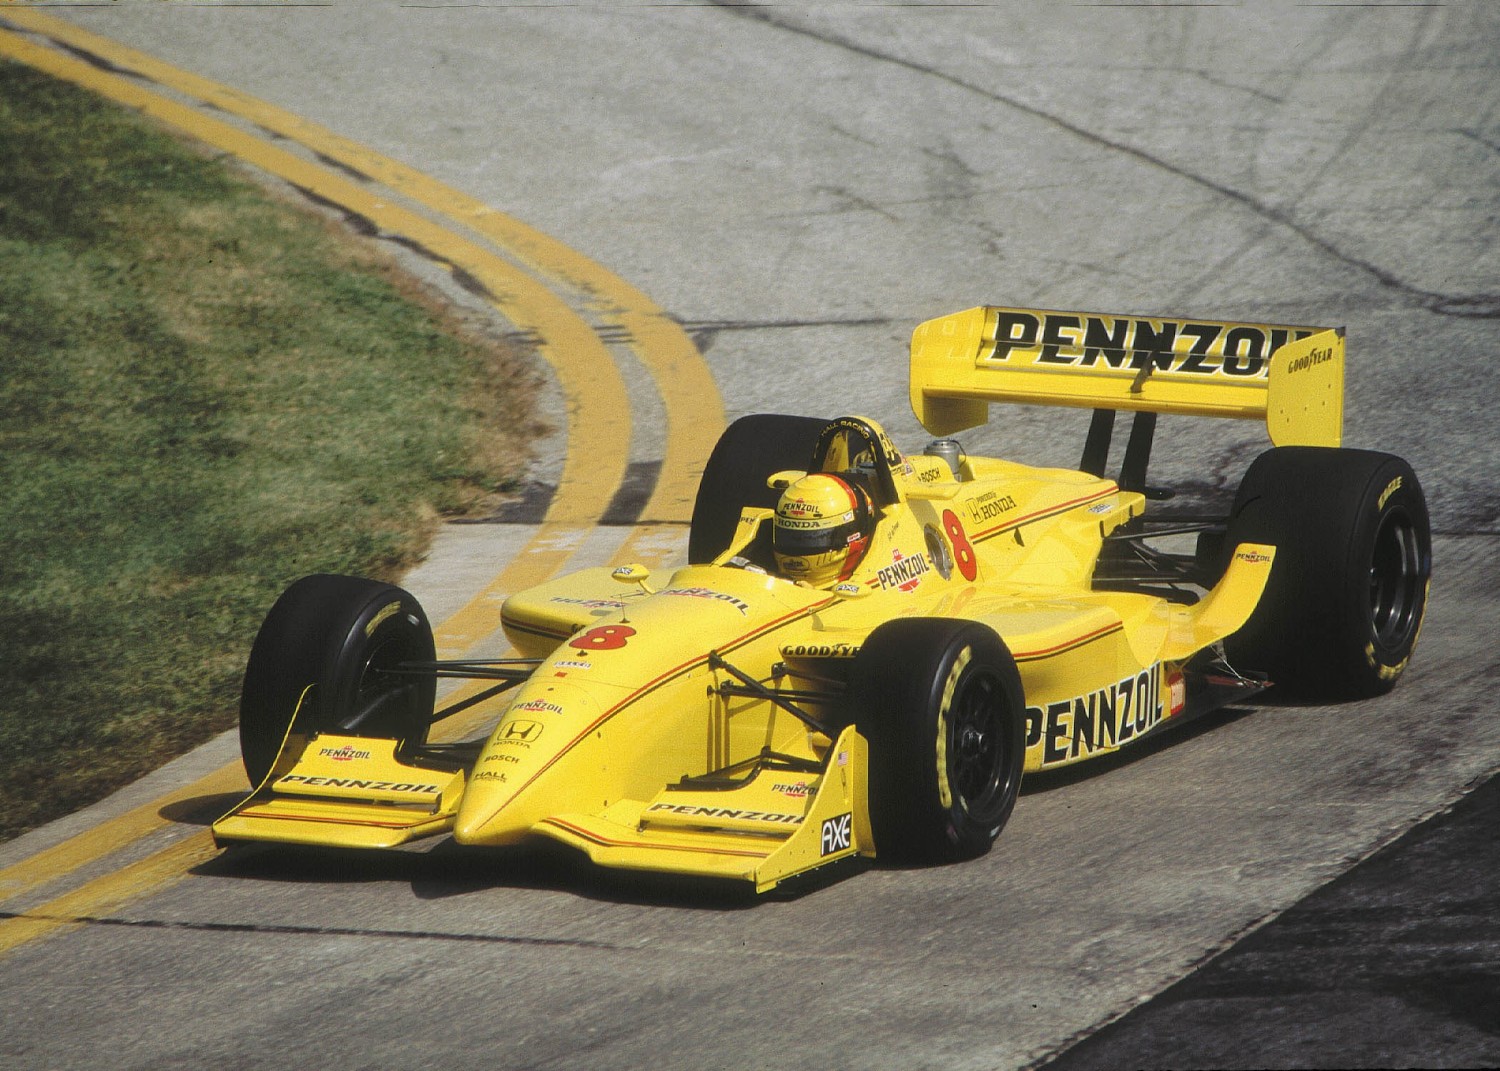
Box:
[342,628,425,736]
[1369,508,1424,649]
[357,636,407,707]
[950,670,1012,819]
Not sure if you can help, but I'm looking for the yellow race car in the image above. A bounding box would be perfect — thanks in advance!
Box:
[214,306,1431,893]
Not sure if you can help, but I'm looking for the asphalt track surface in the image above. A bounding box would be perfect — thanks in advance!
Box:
[2,4,1498,1069]
[1043,774,1500,1069]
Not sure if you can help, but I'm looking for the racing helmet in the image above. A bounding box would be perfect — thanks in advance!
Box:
[772,473,874,587]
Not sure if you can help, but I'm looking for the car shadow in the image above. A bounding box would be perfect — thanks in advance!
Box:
[189,836,803,910]
[158,792,250,826]
[1019,703,1258,795]
[185,701,1294,902]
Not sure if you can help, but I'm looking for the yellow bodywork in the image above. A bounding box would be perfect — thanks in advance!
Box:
[911,305,1343,446]
[215,305,1309,891]
[214,731,467,849]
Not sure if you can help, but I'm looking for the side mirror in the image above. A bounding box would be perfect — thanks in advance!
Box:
[611,563,656,594]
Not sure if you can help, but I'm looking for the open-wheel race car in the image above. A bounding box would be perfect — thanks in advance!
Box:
[213,306,1432,893]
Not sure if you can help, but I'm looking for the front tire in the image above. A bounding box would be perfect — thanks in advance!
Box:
[1221,447,1431,699]
[846,619,1026,863]
[238,574,436,786]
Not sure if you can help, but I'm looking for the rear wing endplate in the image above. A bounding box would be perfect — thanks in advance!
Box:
[910,306,1344,446]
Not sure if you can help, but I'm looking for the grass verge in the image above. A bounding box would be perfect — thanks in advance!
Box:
[0,59,542,841]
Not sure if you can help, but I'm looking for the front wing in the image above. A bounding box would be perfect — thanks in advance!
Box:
[213,724,873,892]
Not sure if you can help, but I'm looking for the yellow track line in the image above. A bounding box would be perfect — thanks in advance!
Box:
[0,764,245,906]
[0,667,517,955]
[5,7,725,575]
[0,19,644,654]
[0,833,220,958]
[0,29,630,950]
[0,18,728,953]
[0,26,631,536]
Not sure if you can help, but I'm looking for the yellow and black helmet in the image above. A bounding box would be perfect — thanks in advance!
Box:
[772,473,874,587]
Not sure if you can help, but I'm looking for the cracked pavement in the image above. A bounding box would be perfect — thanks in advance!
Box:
[4,3,1498,1068]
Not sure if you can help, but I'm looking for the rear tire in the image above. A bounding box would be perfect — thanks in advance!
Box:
[238,574,436,786]
[846,619,1026,863]
[1221,447,1431,699]
[688,414,829,565]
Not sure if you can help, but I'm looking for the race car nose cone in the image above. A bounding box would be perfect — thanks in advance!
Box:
[453,778,529,845]
[452,801,501,845]
[452,677,612,846]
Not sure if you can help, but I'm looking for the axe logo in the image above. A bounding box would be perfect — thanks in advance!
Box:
[820,813,853,856]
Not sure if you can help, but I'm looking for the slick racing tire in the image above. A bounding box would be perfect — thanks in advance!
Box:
[238,574,436,787]
[847,619,1026,863]
[1221,447,1431,700]
[688,413,829,565]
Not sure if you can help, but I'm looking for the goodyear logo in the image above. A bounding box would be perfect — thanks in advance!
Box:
[364,600,402,637]
[1286,346,1335,374]
[780,642,861,659]
[983,310,1318,380]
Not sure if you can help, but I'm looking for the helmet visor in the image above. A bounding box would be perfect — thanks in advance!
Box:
[773,517,863,556]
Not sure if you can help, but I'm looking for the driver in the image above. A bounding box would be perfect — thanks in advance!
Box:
[771,473,875,587]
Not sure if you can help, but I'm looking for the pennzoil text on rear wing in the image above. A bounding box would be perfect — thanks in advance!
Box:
[910,306,1345,447]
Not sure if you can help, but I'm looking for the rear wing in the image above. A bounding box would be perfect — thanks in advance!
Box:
[910,306,1344,447]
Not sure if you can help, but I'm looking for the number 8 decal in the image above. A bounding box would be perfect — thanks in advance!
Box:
[942,509,979,582]
[568,624,636,651]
